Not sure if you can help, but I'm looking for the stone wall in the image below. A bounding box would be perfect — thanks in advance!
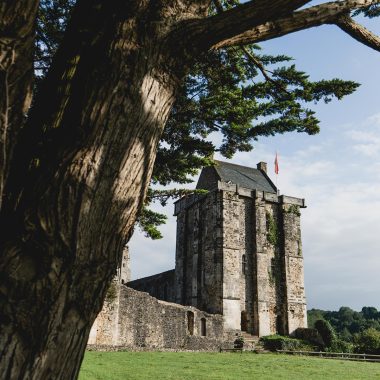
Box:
[174,190,224,314]
[119,246,131,285]
[88,282,121,346]
[89,286,224,351]
[281,202,307,335]
[127,270,176,302]
[221,190,254,331]
[173,183,307,337]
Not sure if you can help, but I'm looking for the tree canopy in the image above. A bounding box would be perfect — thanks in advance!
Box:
[35,0,372,239]
[1,0,380,378]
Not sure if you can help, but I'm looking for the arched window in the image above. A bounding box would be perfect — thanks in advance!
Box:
[187,311,194,335]
[200,318,206,336]
[242,254,246,275]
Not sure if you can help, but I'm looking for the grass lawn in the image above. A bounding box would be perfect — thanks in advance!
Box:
[79,351,380,380]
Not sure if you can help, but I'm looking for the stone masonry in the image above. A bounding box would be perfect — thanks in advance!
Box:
[88,285,224,350]
[90,160,308,350]
[131,160,307,336]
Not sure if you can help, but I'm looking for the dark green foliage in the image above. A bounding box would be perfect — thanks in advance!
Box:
[328,339,354,353]
[286,204,301,216]
[299,319,353,352]
[105,281,118,303]
[355,328,380,354]
[156,47,359,182]
[233,335,244,348]
[36,0,76,75]
[294,328,324,347]
[136,207,167,240]
[260,335,315,352]
[362,307,380,320]
[266,212,279,246]
[308,307,380,343]
[36,0,362,239]
[315,319,336,347]
[307,309,326,330]
[353,4,380,18]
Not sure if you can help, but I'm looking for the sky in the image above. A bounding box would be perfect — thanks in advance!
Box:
[129,3,380,312]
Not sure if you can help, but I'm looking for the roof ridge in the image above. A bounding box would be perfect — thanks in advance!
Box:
[209,159,276,194]
[214,159,260,171]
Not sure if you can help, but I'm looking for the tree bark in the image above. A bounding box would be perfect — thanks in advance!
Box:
[0,0,183,378]
[213,0,380,48]
[0,0,38,207]
[0,0,379,378]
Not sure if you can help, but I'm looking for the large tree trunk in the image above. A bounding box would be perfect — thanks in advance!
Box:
[0,1,192,378]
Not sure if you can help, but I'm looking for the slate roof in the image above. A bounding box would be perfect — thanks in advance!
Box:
[197,160,277,193]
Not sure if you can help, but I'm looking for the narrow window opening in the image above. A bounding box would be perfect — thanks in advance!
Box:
[242,254,246,275]
[200,318,206,336]
[276,315,283,335]
[187,311,194,335]
[241,311,248,332]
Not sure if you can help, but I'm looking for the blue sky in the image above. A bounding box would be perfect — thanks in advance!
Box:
[129,4,380,312]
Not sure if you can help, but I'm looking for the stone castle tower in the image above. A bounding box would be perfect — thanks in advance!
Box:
[172,160,307,336]
[127,160,307,337]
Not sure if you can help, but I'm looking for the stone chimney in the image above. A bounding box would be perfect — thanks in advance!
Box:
[257,161,267,173]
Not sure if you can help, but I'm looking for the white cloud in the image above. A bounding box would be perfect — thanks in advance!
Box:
[346,115,380,158]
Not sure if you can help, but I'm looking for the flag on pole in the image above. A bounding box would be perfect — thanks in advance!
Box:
[274,152,279,175]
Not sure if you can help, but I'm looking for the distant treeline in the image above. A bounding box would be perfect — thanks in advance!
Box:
[308,307,380,341]
[307,307,380,353]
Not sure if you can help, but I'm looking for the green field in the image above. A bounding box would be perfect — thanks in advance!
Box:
[79,351,380,380]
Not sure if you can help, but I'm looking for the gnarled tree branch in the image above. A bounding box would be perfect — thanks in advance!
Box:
[211,0,380,48]
[337,13,380,52]
[172,0,311,56]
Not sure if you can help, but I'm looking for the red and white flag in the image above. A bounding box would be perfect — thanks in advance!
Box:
[274,152,279,175]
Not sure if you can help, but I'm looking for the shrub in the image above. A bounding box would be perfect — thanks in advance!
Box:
[328,339,355,353]
[314,319,336,347]
[295,328,324,347]
[233,335,244,348]
[105,281,118,303]
[260,335,314,351]
[355,328,380,354]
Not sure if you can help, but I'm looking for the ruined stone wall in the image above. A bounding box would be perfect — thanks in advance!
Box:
[89,286,224,350]
[220,187,254,331]
[174,191,223,314]
[253,194,274,336]
[281,202,307,335]
[264,202,286,335]
[252,192,307,336]
[127,269,175,302]
[118,245,130,285]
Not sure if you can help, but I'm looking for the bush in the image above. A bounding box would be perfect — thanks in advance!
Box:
[328,339,354,353]
[314,319,336,347]
[105,281,118,302]
[260,335,314,352]
[295,328,324,347]
[355,328,380,354]
[233,336,244,348]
